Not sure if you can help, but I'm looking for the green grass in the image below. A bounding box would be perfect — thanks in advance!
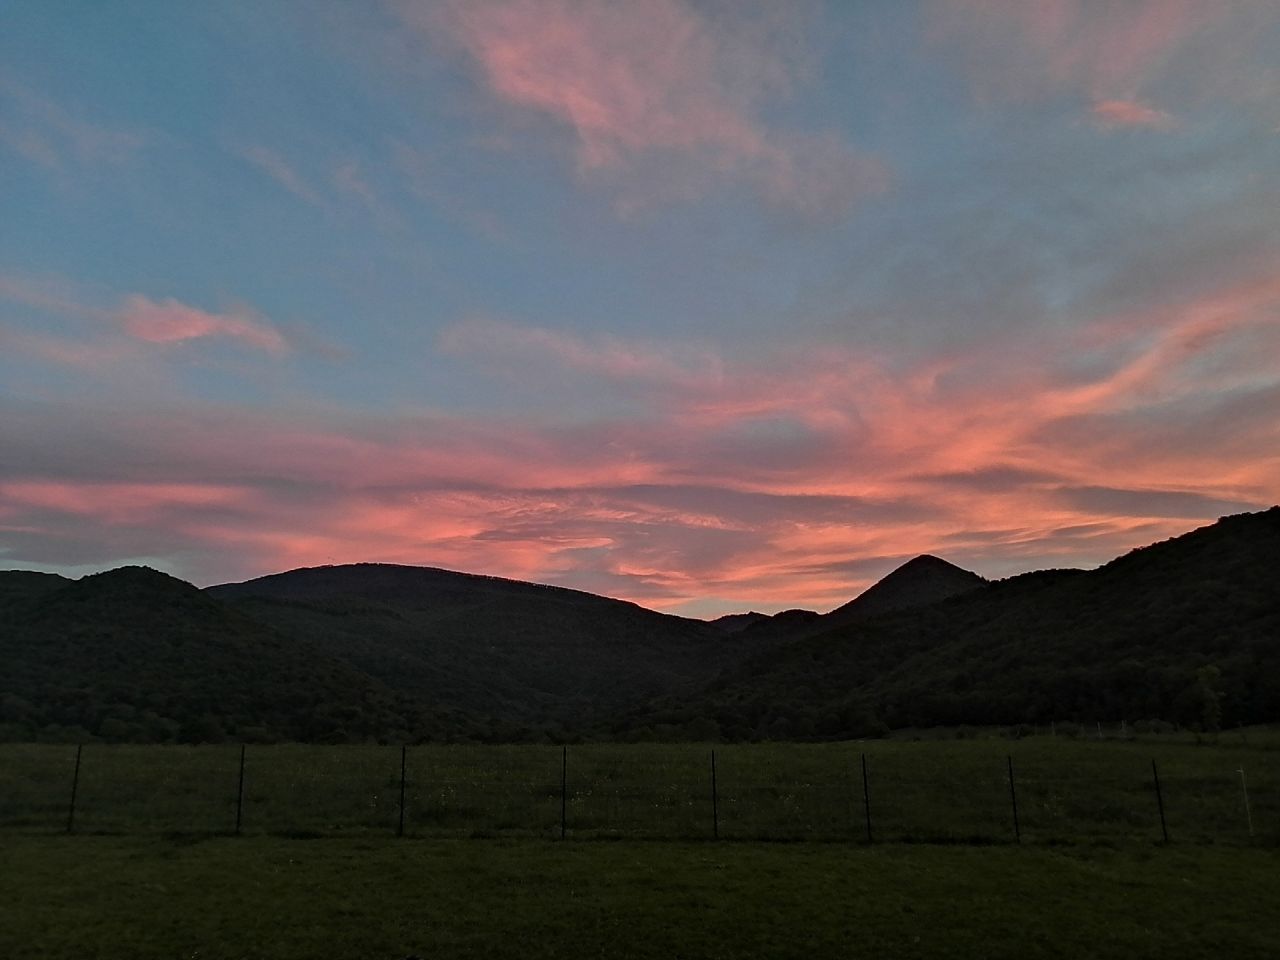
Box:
[2,734,1275,844]
[2,836,1278,959]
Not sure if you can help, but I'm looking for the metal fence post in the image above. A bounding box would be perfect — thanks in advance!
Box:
[235,744,246,835]
[861,753,872,843]
[710,749,719,840]
[1238,767,1253,838]
[1007,755,1020,843]
[398,744,407,838]
[1151,759,1169,843]
[66,743,83,834]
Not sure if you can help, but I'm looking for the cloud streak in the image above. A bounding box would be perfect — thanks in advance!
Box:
[0,78,145,171]
[1,277,291,357]
[235,144,323,205]
[117,296,289,353]
[1090,98,1176,130]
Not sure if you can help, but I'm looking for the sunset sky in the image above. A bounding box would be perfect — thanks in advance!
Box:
[3,1,1279,617]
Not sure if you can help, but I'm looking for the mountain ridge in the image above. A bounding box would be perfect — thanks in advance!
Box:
[3,507,1277,743]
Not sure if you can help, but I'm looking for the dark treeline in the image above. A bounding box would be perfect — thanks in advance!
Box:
[2,508,1278,744]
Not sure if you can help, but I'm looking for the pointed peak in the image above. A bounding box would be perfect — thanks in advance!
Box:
[893,554,972,573]
[826,554,986,624]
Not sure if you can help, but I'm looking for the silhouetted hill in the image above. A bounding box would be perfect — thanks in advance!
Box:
[708,612,770,633]
[823,554,987,626]
[207,563,758,732]
[0,566,472,743]
[0,570,70,606]
[734,555,986,645]
[622,508,1280,740]
[211,562,659,612]
[5,510,1278,744]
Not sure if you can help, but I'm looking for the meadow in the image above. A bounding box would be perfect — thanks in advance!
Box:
[4,734,1278,959]
[2,731,1274,845]
[3,837,1279,959]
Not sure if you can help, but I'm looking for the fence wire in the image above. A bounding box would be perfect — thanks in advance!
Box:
[0,740,1273,844]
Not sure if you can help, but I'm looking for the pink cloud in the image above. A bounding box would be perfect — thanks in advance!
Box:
[412,0,885,217]
[116,295,288,353]
[1090,98,1176,130]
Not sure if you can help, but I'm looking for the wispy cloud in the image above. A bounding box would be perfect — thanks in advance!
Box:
[116,295,289,354]
[332,159,402,228]
[408,0,886,218]
[1,274,291,358]
[234,144,323,205]
[0,78,145,171]
[929,0,1275,123]
[0,273,99,318]
[1090,98,1176,130]
[438,316,721,391]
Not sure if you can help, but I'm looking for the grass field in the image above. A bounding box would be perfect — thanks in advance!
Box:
[3,836,1279,959]
[2,732,1275,844]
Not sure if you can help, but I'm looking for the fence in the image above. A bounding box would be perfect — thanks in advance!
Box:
[0,741,1274,844]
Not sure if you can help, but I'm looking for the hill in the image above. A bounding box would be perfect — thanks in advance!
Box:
[5,509,1278,744]
[731,554,987,645]
[822,554,987,626]
[708,611,770,634]
[621,508,1280,740]
[0,566,476,744]
[207,563,758,735]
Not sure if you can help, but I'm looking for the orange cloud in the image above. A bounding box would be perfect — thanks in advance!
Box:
[415,0,885,217]
[116,295,288,353]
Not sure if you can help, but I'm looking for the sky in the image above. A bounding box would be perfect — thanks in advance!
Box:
[2,1,1279,618]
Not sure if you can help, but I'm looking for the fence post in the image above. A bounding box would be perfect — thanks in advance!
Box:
[66,743,83,834]
[1007,755,1020,843]
[861,753,872,843]
[1151,759,1169,843]
[710,749,719,840]
[235,744,246,836]
[560,745,567,840]
[1238,767,1253,838]
[398,744,407,838]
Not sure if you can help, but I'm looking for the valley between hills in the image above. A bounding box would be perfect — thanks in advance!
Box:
[2,507,1277,744]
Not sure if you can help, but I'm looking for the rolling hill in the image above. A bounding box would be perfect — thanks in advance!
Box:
[0,566,478,743]
[206,563,756,733]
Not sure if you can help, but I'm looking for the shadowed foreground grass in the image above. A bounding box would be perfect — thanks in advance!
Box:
[3,837,1278,959]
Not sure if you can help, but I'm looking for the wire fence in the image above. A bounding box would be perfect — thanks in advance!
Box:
[0,741,1273,845]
